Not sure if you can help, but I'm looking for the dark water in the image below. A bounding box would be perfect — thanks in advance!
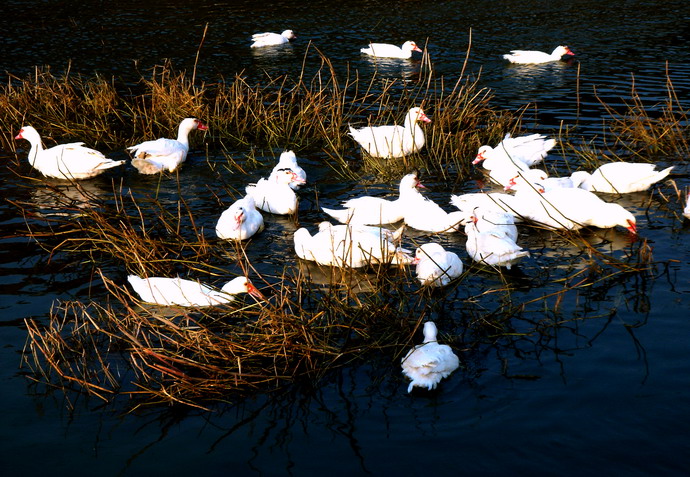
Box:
[2,0,690,475]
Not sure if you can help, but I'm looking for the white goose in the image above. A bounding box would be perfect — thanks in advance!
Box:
[127,275,263,307]
[413,243,464,287]
[14,126,124,180]
[464,216,530,269]
[246,168,304,215]
[469,207,519,243]
[250,29,297,48]
[349,107,431,159]
[504,169,577,193]
[404,189,465,233]
[684,191,690,220]
[269,150,307,189]
[569,162,674,194]
[127,118,208,174]
[360,40,422,59]
[401,321,459,393]
[321,172,425,225]
[474,133,556,169]
[293,222,412,268]
[216,195,264,241]
[450,191,521,221]
[503,45,575,64]
[513,185,637,233]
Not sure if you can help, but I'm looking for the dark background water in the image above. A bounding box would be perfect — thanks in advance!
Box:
[2,0,690,475]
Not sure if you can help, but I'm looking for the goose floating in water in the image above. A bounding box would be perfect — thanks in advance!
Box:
[413,243,463,287]
[270,150,307,189]
[474,133,556,169]
[569,162,674,194]
[349,107,431,159]
[464,215,530,269]
[14,126,124,180]
[321,172,425,225]
[360,41,422,59]
[503,45,575,64]
[401,321,460,392]
[216,195,264,241]
[403,187,465,233]
[293,222,411,268]
[127,118,208,174]
[513,184,637,233]
[250,29,297,48]
[127,275,263,307]
[246,168,305,215]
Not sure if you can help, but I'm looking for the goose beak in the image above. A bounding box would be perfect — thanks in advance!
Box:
[197,121,209,131]
[472,153,484,165]
[247,282,265,300]
[419,112,431,123]
[234,210,244,230]
[14,132,23,140]
[626,219,637,234]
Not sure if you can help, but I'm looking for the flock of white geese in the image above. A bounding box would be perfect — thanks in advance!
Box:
[12,34,688,392]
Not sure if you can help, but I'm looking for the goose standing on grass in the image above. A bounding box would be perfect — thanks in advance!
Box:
[413,243,463,287]
[127,275,263,307]
[464,215,530,269]
[321,172,425,225]
[349,107,431,159]
[246,168,305,215]
[569,162,674,194]
[293,222,412,268]
[503,45,575,64]
[401,321,459,393]
[360,40,422,59]
[513,184,638,233]
[127,117,208,174]
[250,29,297,48]
[14,126,125,180]
[216,195,264,241]
[270,150,307,189]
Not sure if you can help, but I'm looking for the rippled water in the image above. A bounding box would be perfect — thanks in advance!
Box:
[2,0,690,475]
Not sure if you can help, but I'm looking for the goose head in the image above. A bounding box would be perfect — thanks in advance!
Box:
[402,41,423,54]
[221,276,264,300]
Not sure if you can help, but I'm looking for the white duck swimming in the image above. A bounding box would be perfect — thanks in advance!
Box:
[569,162,674,194]
[401,321,459,393]
[14,126,124,180]
[474,133,556,169]
[246,168,304,215]
[413,243,464,287]
[360,40,422,59]
[127,117,208,174]
[450,192,521,221]
[349,107,431,159]
[403,189,465,233]
[504,169,577,193]
[321,172,425,225]
[216,195,264,241]
[469,207,519,243]
[464,216,530,269]
[127,275,263,307]
[294,222,411,268]
[269,150,307,189]
[250,29,297,48]
[513,184,637,233]
[503,45,575,64]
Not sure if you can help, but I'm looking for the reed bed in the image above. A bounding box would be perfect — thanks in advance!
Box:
[8,48,685,409]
